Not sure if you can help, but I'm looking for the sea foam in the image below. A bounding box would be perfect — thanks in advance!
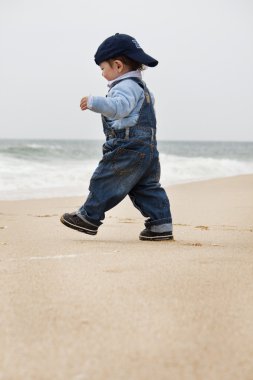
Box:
[0,139,252,200]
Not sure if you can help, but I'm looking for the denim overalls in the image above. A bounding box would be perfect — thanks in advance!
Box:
[78,77,172,230]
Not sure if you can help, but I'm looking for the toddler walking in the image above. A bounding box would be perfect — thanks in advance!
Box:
[61,33,173,240]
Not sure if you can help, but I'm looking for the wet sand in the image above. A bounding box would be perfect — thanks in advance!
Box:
[0,175,253,380]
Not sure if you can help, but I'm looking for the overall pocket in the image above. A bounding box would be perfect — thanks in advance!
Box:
[110,147,146,176]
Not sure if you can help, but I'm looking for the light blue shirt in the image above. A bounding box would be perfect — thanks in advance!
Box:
[87,71,154,129]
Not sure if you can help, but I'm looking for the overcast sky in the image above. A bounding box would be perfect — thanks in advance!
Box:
[0,0,252,141]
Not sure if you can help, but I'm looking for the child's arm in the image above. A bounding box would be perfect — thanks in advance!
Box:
[80,80,143,119]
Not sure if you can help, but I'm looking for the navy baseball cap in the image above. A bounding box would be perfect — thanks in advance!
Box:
[94,33,158,67]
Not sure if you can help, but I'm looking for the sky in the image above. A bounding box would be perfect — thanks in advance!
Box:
[0,0,252,141]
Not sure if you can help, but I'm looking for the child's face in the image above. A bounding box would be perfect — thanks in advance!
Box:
[99,60,126,81]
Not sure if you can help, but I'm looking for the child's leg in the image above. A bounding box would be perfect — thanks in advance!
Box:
[60,139,173,240]
[79,148,147,224]
[61,145,148,234]
[128,155,173,239]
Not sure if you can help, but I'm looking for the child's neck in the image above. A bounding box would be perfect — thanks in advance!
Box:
[108,70,142,87]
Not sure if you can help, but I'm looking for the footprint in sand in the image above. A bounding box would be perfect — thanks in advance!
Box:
[183,242,203,247]
[28,214,58,218]
[118,218,136,223]
[179,241,222,247]
[104,268,124,273]
[195,225,209,230]
[211,225,252,233]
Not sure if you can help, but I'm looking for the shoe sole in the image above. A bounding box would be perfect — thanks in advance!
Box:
[139,235,174,241]
[60,216,97,235]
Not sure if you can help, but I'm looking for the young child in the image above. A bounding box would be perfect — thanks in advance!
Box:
[61,33,173,241]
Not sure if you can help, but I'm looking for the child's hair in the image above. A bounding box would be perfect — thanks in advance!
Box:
[108,55,146,71]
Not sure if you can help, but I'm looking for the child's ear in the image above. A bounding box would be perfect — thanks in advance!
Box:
[114,60,124,73]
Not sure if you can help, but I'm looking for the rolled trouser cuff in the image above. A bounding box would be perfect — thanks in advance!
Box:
[150,223,173,233]
[145,217,172,229]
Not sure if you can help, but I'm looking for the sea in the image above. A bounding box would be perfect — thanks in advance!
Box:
[0,139,253,200]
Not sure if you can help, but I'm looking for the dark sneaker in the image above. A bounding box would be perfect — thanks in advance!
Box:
[60,212,98,235]
[139,228,174,241]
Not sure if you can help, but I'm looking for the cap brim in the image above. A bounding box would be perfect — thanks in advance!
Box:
[125,49,158,67]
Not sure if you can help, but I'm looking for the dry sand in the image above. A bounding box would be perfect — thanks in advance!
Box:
[0,174,253,380]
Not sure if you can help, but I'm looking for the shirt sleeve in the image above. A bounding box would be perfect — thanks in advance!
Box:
[87,80,144,119]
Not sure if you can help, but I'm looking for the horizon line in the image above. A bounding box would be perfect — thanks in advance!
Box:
[0,137,252,143]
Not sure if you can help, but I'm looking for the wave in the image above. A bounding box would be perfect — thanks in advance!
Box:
[1,139,253,162]
[0,140,101,161]
[160,154,253,185]
[0,152,252,200]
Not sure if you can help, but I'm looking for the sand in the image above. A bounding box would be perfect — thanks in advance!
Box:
[0,174,253,380]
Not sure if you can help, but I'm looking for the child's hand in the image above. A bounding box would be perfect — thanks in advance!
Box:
[80,96,89,111]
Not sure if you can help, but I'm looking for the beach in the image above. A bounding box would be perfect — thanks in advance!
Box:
[0,174,253,379]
